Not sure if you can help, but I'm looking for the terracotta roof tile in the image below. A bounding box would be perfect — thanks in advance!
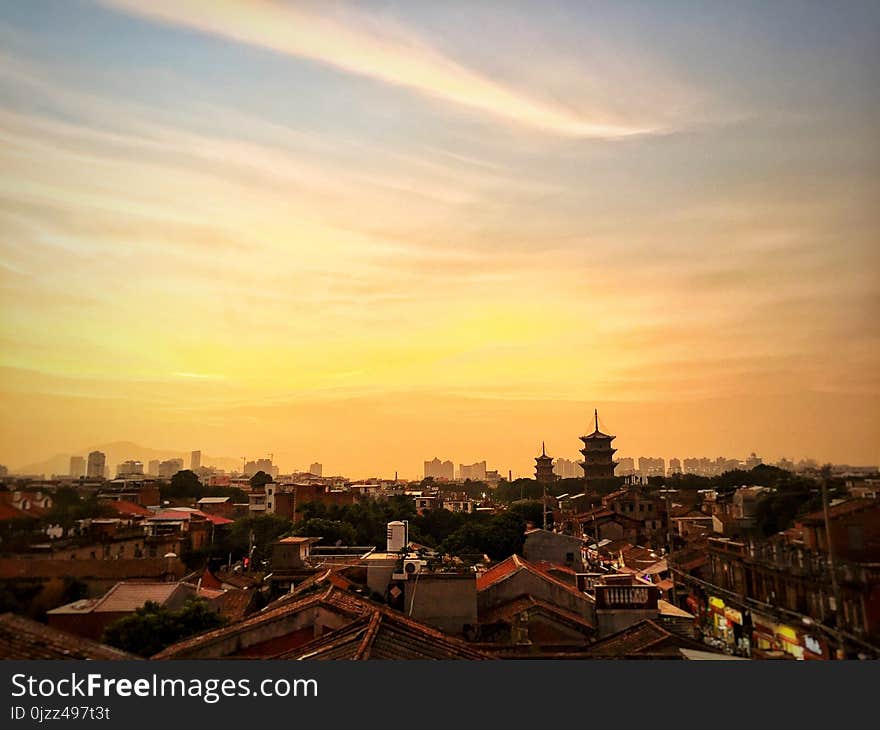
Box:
[476,555,591,604]
[47,582,192,615]
[106,500,152,517]
[586,619,709,658]
[0,613,135,660]
[798,498,877,525]
[480,594,594,632]
[275,609,493,660]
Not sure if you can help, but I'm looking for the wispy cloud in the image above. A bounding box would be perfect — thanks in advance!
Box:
[98,0,656,138]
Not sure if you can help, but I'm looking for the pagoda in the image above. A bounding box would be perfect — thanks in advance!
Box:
[534,442,557,483]
[579,409,618,481]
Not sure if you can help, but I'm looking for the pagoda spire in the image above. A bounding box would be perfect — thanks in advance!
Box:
[579,409,618,482]
[534,440,556,484]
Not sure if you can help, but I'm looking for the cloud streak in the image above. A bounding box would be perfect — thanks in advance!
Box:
[98,0,656,138]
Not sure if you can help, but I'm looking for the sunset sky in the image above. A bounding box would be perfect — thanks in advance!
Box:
[1,1,878,477]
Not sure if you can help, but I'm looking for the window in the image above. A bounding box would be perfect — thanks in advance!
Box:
[565,552,574,564]
[648,504,653,512]
[639,504,644,512]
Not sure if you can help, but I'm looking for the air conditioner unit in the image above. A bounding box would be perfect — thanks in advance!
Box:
[403,558,426,576]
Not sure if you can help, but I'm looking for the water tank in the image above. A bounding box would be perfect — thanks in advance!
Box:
[386,520,408,552]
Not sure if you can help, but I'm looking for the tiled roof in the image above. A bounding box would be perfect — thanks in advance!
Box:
[275,608,493,661]
[107,500,152,517]
[199,569,223,591]
[211,589,257,622]
[197,511,234,526]
[152,586,367,659]
[476,555,592,603]
[154,583,491,661]
[658,599,693,618]
[797,498,877,525]
[586,619,709,658]
[532,560,578,577]
[287,568,357,598]
[47,582,191,615]
[480,594,594,632]
[218,573,264,590]
[147,510,192,521]
[0,613,135,660]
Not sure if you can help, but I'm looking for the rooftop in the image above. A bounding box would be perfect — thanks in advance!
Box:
[476,554,592,604]
[47,582,191,615]
[0,612,135,660]
[586,619,716,658]
[106,500,152,517]
[798,498,877,526]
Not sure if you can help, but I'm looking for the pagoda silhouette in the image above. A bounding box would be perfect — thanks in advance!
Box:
[579,409,618,481]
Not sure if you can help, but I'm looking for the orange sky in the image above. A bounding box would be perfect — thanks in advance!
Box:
[1,1,878,477]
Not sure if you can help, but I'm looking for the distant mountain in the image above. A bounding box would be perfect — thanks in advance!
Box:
[14,441,241,477]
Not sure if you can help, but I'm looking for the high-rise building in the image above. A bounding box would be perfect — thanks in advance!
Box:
[458,461,487,481]
[191,450,201,471]
[147,459,160,477]
[424,457,455,481]
[117,460,144,477]
[579,410,617,482]
[86,451,106,479]
[638,457,666,478]
[553,458,581,479]
[0,465,8,477]
[69,456,85,478]
[668,458,682,475]
[534,442,556,483]
[744,452,763,470]
[616,457,636,476]
[158,458,184,479]
[309,462,323,477]
[244,458,275,478]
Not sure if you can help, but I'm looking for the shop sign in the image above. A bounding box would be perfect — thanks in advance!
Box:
[708,596,725,614]
[804,635,822,655]
[724,606,743,625]
[776,624,801,646]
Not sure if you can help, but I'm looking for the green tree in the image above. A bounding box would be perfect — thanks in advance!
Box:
[41,488,113,531]
[294,518,357,546]
[163,469,203,501]
[102,598,226,657]
[225,514,293,566]
[508,500,545,527]
[249,471,274,488]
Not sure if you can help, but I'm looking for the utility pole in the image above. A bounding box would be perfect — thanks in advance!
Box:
[821,467,844,658]
[661,488,677,605]
[542,483,547,530]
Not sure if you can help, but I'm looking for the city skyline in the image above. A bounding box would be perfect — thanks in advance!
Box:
[7,422,877,483]
[1,1,878,477]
